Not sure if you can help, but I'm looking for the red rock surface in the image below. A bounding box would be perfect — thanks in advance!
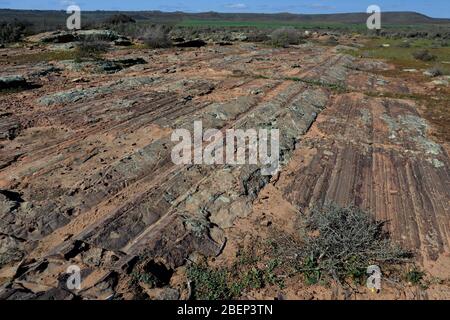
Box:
[0,40,448,299]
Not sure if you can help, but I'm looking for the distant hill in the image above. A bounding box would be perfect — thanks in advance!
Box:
[0,9,449,32]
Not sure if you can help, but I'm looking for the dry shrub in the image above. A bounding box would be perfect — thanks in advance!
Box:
[0,20,30,44]
[141,25,172,49]
[246,30,270,43]
[270,204,410,284]
[75,39,110,59]
[270,27,303,47]
[412,49,436,61]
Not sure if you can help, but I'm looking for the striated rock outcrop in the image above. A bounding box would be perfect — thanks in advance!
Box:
[0,40,448,300]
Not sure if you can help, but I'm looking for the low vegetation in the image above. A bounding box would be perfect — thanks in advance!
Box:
[346,37,450,75]
[405,266,425,286]
[269,27,304,47]
[0,20,29,44]
[412,49,436,61]
[187,251,283,300]
[75,39,111,60]
[130,271,160,287]
[76,40,111,59]
[104,14,136,26]
[141,25,172,49]
[245,30,270,43]
[290,205,409,283]
[187,205,411,299]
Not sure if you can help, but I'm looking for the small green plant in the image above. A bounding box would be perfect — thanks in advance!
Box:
[187,263,231,300]
[264,258,284,287]
[130,271,159,287]
[406,267,425,286]
[241,267,265,290]
[187,248,286,300]
[301,254,322,285]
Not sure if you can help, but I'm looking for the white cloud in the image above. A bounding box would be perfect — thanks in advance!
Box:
[225,3,248,9]
[60,0,77,6]
[304,3,336,10]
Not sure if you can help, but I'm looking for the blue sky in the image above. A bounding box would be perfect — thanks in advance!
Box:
[0,0,449,18]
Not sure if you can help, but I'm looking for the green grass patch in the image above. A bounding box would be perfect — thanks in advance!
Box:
[352,37,450,75]
[187,251,284,300]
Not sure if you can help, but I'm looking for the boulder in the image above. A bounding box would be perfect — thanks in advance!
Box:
[96,58,147,74]
[114,37,132,46]
[38,31,77,43]
[0,75,27,90]
[174,39,207,48]
[76,30,119,41]
[27,30,120,44]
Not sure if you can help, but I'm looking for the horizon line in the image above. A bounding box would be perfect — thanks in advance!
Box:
[0,8,448,19]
